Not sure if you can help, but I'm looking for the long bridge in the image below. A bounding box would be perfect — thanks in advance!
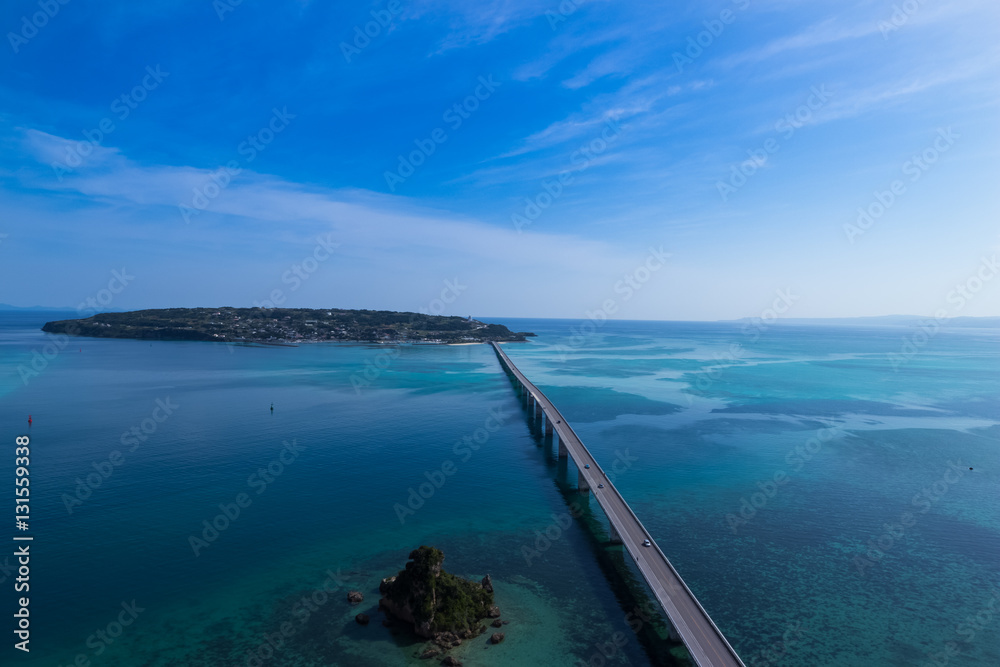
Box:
[490,342,745,667]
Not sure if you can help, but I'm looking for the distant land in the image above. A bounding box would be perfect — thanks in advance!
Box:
[40,308,536,344]
[732,315,1000,328]
[0,303,127,312]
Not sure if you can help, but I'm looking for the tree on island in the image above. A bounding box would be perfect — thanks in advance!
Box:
[379,546,497,639]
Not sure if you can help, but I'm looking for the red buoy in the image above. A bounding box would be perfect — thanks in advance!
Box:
[28,415,32,425]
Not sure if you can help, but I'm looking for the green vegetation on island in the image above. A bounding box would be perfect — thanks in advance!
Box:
[379,546,501,647]
[40,307,534,344]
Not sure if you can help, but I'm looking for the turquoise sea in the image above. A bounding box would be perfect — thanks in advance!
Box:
[1,311,998,666]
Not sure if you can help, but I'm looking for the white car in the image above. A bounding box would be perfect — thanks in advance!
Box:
[642,539,652,547]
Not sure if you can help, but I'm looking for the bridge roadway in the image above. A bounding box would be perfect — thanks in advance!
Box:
[490,342,745,667]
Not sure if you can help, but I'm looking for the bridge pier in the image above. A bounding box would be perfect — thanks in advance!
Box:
[545,416,553,437]
[491,342,746,667]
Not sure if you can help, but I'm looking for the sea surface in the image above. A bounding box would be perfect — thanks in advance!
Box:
[1,311,998,667]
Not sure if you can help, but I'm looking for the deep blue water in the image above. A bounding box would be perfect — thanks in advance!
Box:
[1,311,998,666]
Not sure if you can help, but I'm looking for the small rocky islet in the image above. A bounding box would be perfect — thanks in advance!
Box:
[354,546,508,664]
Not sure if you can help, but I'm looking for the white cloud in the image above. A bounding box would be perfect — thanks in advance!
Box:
[23,129,122,169]
[408,0,550,53]
[15,127,638,278]
[717,18,880,69]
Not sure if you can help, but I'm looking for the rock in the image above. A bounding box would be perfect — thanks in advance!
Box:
[441,657,463,667]
[380,546,495,639]
[347,591,364,604]
[502,620,510,625]
[490,632,505,645]
[382,619,392,627]
[486,605,501,618]
[419,647,441,659]
[491,619,503,628]
[481,574,493,594]
[434,631,460,648]
[355,613,370,625]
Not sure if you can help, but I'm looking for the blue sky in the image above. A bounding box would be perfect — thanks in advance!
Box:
[1,0,998,319]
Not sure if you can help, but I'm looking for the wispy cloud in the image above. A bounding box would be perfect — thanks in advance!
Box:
[561,47,633,89]
[409,0,550,53]
[810,49,1000,126]
[717,18,881,69]
[13,127,635,277]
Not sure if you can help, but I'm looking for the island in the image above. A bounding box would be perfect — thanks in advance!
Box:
[379,546,504,662]
[40,307,535,344]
